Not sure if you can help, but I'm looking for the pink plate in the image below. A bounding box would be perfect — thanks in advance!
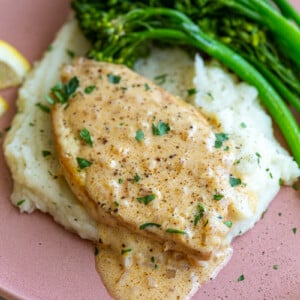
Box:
[0,1,299,299]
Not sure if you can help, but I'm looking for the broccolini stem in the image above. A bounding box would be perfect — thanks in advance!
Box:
[273,0,300,26]
[246,55,300,112]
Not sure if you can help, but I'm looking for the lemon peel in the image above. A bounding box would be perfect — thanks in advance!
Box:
[0,40,31,89]
[0,95,8,116]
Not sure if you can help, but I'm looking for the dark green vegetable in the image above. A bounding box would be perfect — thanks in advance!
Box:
[72,0,300,166]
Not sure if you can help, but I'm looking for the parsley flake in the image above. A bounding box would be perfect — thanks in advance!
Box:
[152,121,170,136]
[194,203,205,226]
[76,157,93,169]
[17,199,26,206]
[66,49,75,58]
[47,76,79,104]
[121,248,132,255]
[36,102,50,113]
[214,133,229,148]
[223,221,233,228]
[240,122,247,128]
[292,227,297,234]
[84,85,96,94]
[134,173,141,183]
[139,223,161,230]
[108,73,121,84]
[79,128,93,146]
[187,88,197,96]
[42,150,51,157]
[137,194,156,205]
[213,193,224,201]
[237,274,245,282]
[273,265,279,270]
[94,246,99,256]
[135,129,144,142]
[144,83,151,91]
[118,178,124,184]
[151,256,158,269]
[154,73,167,85]
[229,176,242,187]
[166,228,187,235]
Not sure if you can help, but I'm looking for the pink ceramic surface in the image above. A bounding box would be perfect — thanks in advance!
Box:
[0,1,299,299]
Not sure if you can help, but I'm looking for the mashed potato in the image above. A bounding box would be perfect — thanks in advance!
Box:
[4,16,299,272]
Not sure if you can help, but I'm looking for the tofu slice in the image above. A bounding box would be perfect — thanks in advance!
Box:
[51,58,245,259]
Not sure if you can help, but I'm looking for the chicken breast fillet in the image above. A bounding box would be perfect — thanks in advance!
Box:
[51,58,248,259]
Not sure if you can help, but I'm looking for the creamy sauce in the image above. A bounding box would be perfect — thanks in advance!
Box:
[95,224,232,300]
[50,58,252,299]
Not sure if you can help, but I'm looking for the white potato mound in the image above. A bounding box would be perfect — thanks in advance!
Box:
[4,18,299,244]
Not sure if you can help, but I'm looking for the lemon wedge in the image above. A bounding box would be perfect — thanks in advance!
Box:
[0,40,31,89]
[0,95,8,116]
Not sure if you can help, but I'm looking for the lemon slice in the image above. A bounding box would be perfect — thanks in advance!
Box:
[0,40,31,89]
[0,95,8,116]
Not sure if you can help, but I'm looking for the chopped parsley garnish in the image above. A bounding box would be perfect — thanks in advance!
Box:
[154,73,167,85]
[134,173,141,183]
[214,133,229,148]
[5,126,10,132]
[114,201,119,207]
[44,94,55,105]
[47,44,53,51]
[223,221,233,228]
[17,199,25,206]
[108,73,121,84]
[223,146,230,151]
[137,194,156,205]
[118,178,124,184]
[79,128,93,146]
[76,157,93,169]
[240,122,247,128]
[139,223,161,230]
[47,76,79,104]
[204,219,209,227]
[121,248,132,255]
[229,176,242,187]
[166,228,187,235]
[273,265,279,270]
[279,178,284,186]
[292,227,297,234]
[187,88,197,96]
[194,203,206,226]
[256,152,261,166]
[151,256,158,269]
[84,85,96,94]
[213,193,224,201]
[292,183,298,190]
[152,121,170,136]
[135,129,144,142]
[144,83,151,91]
[36,102,50,113]
[42,150,51,157]
[94,246,99,256]
[237,274,245,282]
[66,49,75,58]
